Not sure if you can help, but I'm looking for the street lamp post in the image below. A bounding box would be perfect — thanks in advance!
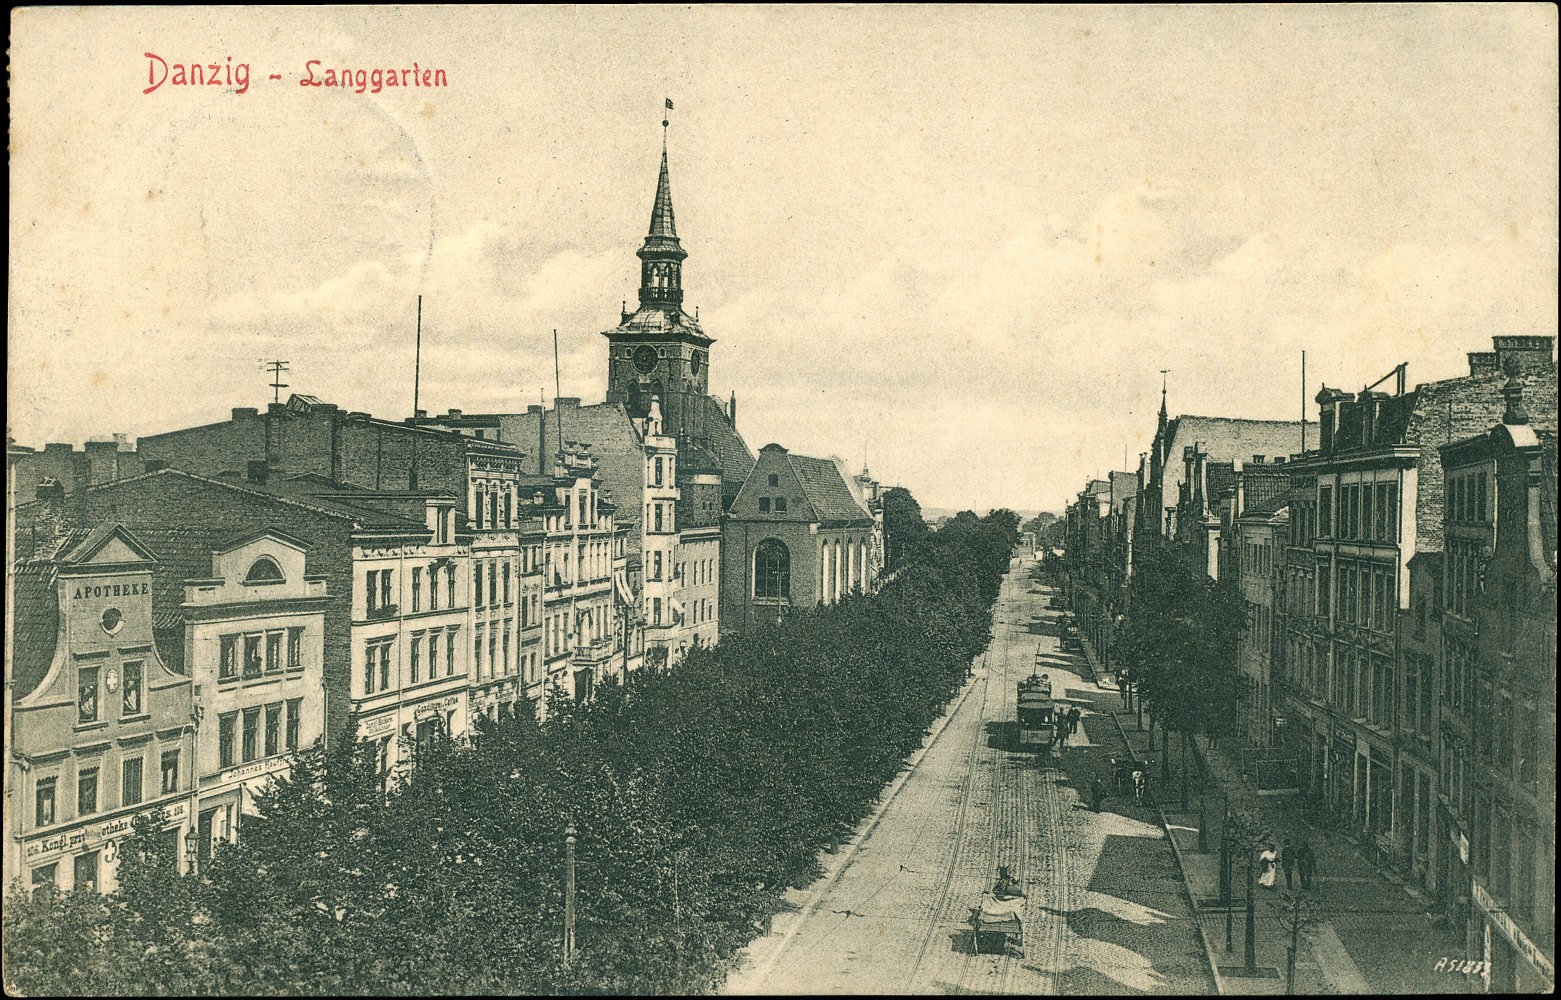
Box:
[563,824,577,967]
[1245,833,1258,973]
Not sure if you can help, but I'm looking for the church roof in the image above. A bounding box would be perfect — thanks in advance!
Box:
[608,303,708,342]
[649,147,677,240]
[784,453,874,525]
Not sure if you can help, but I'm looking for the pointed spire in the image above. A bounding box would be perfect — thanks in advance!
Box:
[635,119,688,311]
[648,145,678,239]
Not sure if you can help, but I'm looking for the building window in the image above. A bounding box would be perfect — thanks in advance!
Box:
[754,539,791,599]
[266,631,283,673]
[758,497,770,513]
[475,626,486,679]
[35,777,57,827]
[76,767,99,817]
[775,497,788,514]
[447,630,458,674]
[32,863,58,890]
[380,643,392,692]
[503,564,511,604]
[74,851,100,894]
[768,473,779,487]
[364,645,379,696]
[242,708,259,762]
[446,565,456,608]
[475,562,484,607]
[121,757,143,807]
[244,557,285,584]
[265,703,282,756]
[1318,486,1332,537]
[410,634,422,684]
[489,630,498,677]
[160,750,179,795]
[655,503,665,531]
[412,567,423,612]
[654,457,664,486]
[286,698,302,750]
[121,660,144,716]
[287,627,304,671]
[220,635,238,681]
[219,712,238,767]
[429,632,440,678]
[381,570,393,611]
[489,563,498,608]
[244,635,263,678]
[653,597,663,625]
[73,665,101,724]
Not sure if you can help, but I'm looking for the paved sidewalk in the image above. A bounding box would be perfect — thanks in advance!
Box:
[1108,706,1462,995]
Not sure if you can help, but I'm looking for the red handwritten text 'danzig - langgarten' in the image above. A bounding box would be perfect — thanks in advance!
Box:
[143,54,450,95]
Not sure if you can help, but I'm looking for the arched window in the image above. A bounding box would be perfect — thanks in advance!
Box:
[754,539,790,599]
[244,557,285,584]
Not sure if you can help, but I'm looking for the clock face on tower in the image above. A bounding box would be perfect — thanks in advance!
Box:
[633,345,659,374]
[691,350,706,376]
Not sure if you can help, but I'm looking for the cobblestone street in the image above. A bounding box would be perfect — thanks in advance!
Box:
[726,557,1213,995]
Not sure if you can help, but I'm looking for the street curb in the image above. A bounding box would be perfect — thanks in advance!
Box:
[1107,707,1225,996]
[728,655,986,992]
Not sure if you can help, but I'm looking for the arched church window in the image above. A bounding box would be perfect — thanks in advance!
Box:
[244,557,285,584]
[754,539,790,599]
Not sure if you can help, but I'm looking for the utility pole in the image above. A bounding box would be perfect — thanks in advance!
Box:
[1245,829,1258,973]
[262,359,290,403]
[563,824,577,967]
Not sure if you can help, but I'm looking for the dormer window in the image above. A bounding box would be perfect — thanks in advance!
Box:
[244,557,285,585]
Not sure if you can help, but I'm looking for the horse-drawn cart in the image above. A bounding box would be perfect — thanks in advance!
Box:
[970,893,1024,954]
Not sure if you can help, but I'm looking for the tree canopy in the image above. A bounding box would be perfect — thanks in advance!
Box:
[4,510,1021,996]
[1113,546,1246,738]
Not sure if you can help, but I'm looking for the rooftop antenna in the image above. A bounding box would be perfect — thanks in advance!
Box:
[552,329,565,471]
[1300,350,1307,455]
[262,359,290,403]
[413,295,423,416]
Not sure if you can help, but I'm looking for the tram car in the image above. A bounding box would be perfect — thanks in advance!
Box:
[1017,670,1056,750]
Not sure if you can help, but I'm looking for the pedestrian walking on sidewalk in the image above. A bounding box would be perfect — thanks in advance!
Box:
[1110,756,1123,792]
[1259,842,1278,888]
[1091,777,1107,812]
[1068,705,1082,736]
[1055,716,1069,748]
[1281,838,1296,890]
[1297,840,1316,889]
[1132,767,1146,805]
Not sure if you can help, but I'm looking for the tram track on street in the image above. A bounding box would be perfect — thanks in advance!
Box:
[900,653,993,993]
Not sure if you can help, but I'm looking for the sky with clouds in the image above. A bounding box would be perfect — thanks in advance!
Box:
[9,6,1557,511]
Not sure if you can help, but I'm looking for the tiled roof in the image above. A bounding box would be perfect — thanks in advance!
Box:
[1207,462,1237,500]
[12,559,59,699]
[786,454,873,525]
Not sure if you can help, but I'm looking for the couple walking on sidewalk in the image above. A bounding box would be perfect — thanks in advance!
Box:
[1272,837,1317,891]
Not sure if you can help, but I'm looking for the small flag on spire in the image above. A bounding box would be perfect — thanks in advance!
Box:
[665,98,674,110]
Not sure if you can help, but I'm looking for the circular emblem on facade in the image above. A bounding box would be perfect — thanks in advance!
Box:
[100,607,124,635]
[691,350,706,376]
[105,667,120,693]
[633,345,659,375]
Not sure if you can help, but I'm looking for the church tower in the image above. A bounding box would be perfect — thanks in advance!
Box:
[603,123,714,445]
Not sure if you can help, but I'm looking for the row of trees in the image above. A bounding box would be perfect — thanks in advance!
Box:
[5,508,1022,996]
[1113,546,1246,794]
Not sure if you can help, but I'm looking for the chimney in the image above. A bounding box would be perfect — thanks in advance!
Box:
[1491,335,1556,377]
[447,408,462,420]
[556,397,580,409]
[1467,351,1499,377]
[232,407,259,421]
[729,391,738,425]
[31,477,72,561]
